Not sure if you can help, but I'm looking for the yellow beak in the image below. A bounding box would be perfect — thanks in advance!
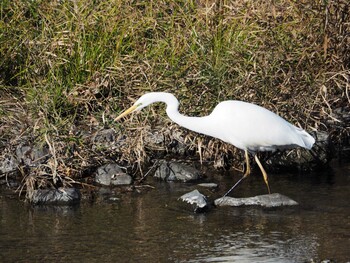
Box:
[114,104,138,121]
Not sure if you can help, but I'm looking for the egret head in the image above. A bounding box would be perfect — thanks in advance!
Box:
[114,93,158,121]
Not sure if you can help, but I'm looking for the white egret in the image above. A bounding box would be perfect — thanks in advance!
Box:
[115,92,315,195]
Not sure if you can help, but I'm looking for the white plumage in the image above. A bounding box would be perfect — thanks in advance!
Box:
[115,92,315,195]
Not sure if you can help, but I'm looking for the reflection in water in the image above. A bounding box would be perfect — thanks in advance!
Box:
[187,231,318,263]
[0,162,349,262]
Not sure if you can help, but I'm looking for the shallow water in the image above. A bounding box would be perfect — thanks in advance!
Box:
[1,161,349,263]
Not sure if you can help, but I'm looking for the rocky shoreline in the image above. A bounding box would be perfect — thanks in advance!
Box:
[1,116,348,207]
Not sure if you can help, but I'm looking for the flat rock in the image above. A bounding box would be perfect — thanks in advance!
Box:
[179,189,209,213]
[95,163,132,186]
[215,193,298,208]
[154,161,201,182]
[31,187,81,205]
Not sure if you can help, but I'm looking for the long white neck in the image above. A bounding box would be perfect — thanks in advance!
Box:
[152,93,213,137]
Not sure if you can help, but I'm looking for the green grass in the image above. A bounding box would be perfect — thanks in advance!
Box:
[0,0,349,197]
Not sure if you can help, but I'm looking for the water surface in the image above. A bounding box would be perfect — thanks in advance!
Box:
[1,162,349,262]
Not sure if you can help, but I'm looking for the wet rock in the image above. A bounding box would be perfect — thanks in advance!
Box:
[311,131,334,164]
[111,173,133,185]
[0,155,18,174]
[31,187,81,205]
[0,144,50,174]
[95,163,132,186]
[92,128,117,147]
[16,143,50,167]
[142,131,168,158]
[144,130,165,145]
[154,161,201,182]
[167,130,188,156]
[179,189,209,213]
[214,193,298,208]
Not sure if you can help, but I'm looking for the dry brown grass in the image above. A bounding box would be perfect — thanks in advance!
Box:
[0,0,349,199]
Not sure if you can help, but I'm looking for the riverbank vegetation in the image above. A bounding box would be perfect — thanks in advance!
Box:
[0,0,349,199]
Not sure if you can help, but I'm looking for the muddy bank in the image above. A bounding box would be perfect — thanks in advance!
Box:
[0,110,349,205]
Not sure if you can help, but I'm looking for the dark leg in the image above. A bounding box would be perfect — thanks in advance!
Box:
[223,150,251,197]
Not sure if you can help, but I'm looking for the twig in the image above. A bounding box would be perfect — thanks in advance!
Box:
[137,161,159,183]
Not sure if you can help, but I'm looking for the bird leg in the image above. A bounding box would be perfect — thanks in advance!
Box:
[223,150,251,197]
[243,149,251,177]
[254,154,271,194]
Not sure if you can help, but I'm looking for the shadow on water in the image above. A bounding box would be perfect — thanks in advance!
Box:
[0,161,349,262]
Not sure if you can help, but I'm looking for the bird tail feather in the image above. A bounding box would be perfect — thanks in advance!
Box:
[295,128,315,150]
